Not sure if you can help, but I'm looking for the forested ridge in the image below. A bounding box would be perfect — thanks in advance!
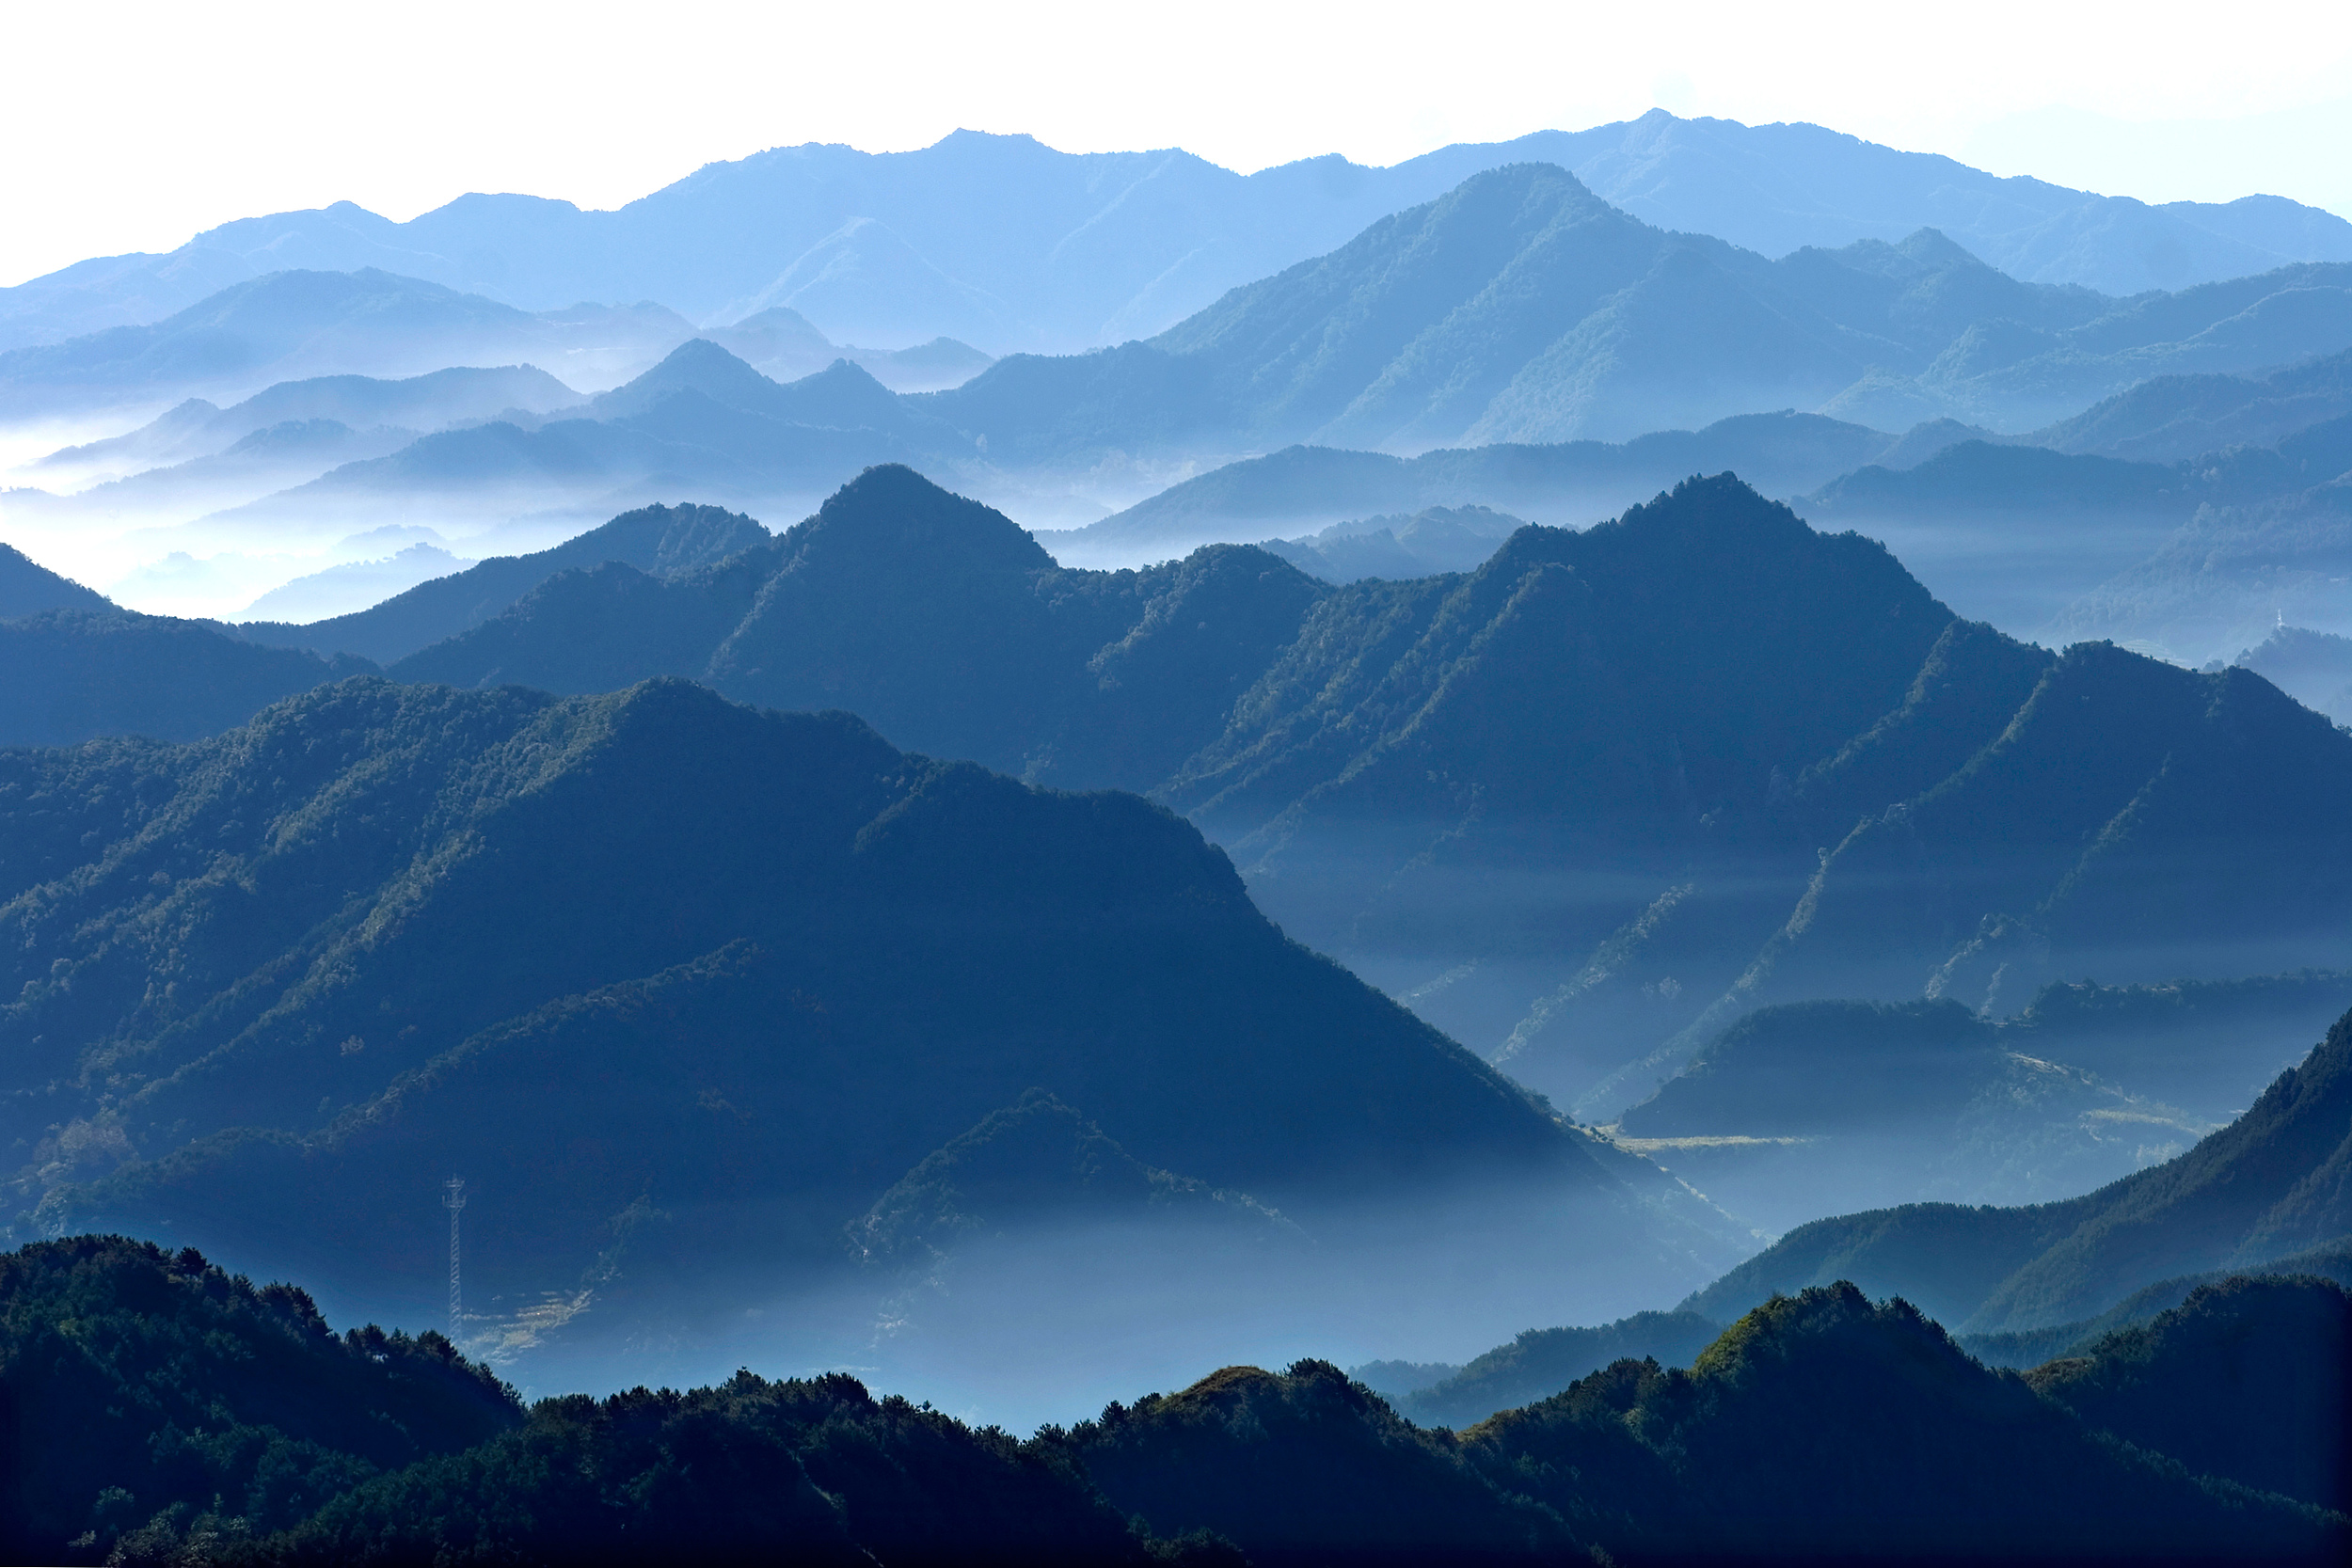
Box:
[3,1238,2340,1565]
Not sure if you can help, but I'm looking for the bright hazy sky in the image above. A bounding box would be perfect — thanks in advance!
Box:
[6,0,2349,288]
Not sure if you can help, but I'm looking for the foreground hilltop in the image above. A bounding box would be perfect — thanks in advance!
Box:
[2,1235,2340,1565]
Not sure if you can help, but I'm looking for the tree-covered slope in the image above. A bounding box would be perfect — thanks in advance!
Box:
[2028,1275,2352,1512]
[7,674,1625,1323]
[0,1236,517,1561]
[1459,1283,2338,1562]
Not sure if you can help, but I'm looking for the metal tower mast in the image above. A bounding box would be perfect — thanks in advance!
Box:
[441,1176,467,1339]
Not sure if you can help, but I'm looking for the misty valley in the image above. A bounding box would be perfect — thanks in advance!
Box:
[1,111,2349,1566]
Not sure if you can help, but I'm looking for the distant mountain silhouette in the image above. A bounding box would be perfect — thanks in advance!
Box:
[1687,1003,2352,1332]
[0,270,684,417]
[7,114,2344,356]
[0,540,110,619]
[1799,416,2352,647]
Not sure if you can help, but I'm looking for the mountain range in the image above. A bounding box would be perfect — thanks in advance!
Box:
[7,113,2347,359]
[14,464,2348,1148]
[11,668,1731,1389]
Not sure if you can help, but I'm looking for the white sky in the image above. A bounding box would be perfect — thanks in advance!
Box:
[4,0,2350,288]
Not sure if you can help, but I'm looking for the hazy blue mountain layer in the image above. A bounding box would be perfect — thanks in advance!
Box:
[917,168,2230,454]
[33,364,580,482]
[2056,465,2352,658]
[1687,1003,2352,1332]
[0,270,685,417]
[6,113,2343,356]
[1599,972,2352,1235]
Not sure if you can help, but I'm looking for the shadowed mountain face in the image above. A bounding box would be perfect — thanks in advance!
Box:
[1688,1004,2352,1333]
[8,674,1714,1391]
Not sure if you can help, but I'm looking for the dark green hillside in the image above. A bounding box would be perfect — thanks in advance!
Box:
[1461,1284,2338,1563]
[9,675,1613,1315]
[256,1373,1166,1568]
[1064,1361,1570,1565]
[1688,1005,2352,1331]
[0,540,111,619]
[2028,1276,2352,1511]
[0,1235,516,1560]
[0,610,372,747]
[241,500,768,665]
[1400,1308,1720,1429]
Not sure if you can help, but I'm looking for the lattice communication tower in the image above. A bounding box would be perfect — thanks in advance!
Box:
[441,1176,467,1339]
